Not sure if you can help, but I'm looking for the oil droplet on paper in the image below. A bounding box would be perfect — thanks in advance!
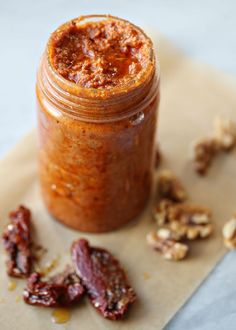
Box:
[143,272,151,280]
[40,255,61,276]
[51,308,71,324]
[8,280,17,291]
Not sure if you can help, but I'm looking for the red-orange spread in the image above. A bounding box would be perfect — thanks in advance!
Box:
[50,19,147,88]
[37,15,160,232]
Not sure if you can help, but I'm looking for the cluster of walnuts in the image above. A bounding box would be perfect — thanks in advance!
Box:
[148,117,236,261]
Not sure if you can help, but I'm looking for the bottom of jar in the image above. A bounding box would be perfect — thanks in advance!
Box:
[42,192,152,233]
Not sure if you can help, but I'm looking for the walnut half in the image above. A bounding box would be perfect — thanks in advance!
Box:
[153,200,213,240]
[157,170,187,202]
[192,138,219,175]
[146,231,188,261]
[222,216,236,249]
[214,117,236,151]
[192,117,236,175]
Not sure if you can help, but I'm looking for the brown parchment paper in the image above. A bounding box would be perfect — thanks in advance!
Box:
[1,35,236,330]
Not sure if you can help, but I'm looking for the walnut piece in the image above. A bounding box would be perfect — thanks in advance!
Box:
[153,199,173,226]
[222,216,236,249]
[146,231,188,261]
[157,170,187,202]
[156,227,183,241]
[214,117,236,151]
[192,138,219,175]
[192,117,236,175]
[153,200,213,240]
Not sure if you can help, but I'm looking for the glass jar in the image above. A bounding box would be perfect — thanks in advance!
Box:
[36,15,160,232]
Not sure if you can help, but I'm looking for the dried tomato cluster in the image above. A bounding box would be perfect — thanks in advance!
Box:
[2,206,136,320]
[23,269,84,307]
[71,239,136,320]
[2,206,32,277]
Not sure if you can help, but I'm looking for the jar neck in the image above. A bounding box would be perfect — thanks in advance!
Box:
[37,50,159,123]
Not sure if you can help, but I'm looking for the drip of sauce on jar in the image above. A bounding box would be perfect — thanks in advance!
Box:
[51,308,71,324]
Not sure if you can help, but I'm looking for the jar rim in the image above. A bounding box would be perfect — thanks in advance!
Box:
[46,14,158,100]
[37,14,160,123]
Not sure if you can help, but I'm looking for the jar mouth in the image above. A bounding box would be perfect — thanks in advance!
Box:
[38,14,159,123]
[46,14,157,100]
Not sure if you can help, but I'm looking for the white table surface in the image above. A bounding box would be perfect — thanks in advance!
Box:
[1,1,236,329]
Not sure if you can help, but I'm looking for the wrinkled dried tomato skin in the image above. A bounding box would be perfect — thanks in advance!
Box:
[2,205,32,278]
[71,239,136,320]
[23,269,84,307]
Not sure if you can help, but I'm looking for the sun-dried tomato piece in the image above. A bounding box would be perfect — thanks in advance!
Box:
[2,205,32,277]
[71,239,136,320]
[23,267,84,307]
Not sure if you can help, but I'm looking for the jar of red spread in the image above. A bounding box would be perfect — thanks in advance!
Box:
[37,15,160,232]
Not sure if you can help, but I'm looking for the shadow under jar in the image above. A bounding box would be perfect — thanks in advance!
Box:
[37,15,160,232]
